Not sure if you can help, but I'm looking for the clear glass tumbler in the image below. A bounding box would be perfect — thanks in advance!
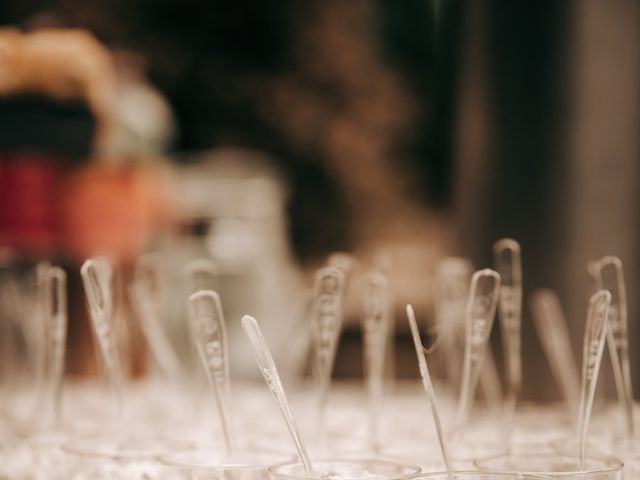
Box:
[474,453,623,479]
[268,457,421,480]
[158,446,294,480]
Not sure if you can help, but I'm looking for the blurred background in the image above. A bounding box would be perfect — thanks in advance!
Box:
[0,0,638,402]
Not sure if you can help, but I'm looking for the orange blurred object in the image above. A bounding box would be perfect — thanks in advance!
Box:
[60,163,171,263]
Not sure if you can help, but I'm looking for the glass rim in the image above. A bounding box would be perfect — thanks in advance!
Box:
[474,453,624,476]
[415,470,556,479]
[158,445,295,471]
[268,456,422,480]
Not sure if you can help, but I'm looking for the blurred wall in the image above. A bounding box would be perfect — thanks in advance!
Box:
[565,0,640,401]
[455,0,640,401]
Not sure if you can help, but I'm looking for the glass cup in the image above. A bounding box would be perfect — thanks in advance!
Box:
[415,472,555,480]
[268,457,421,480]
[63,434,178,479]
[158,446,294,480]
[474,453,623,479]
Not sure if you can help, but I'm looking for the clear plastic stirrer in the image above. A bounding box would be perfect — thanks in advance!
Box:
[184,259,219,352]
[493,239,522,433]
[43,267,68,427]
[435,259,502,409]
[434,258,473,390]
[81,258,125,420]
[361,271,391,453]
[188,290,234,451]
[94,256,114,320]
[591,256,634,438]
[310,266,345,439]
[453,269,501,437]
[577,290,611,468]
[184,259,219,415]
[530,289,580,415]
[406,304,453,480]
[32,261,52,413]
[242,315,314,474]
[479,345,504,411]
[130,255,181,378]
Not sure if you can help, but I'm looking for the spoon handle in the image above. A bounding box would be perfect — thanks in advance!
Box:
[493,240,523,401]
[362,271,391,451]
[530,289,581,414]
[46,267,67,425]
[310,267,345,415]
[577,290,611,467]
[434,258,472,390]
[242,315,314,474]
[407,304,453,480]
[33,261,52,415]
[455,269,501,432]
[189,290,234,450]
[592,256,634,437]
[130,256,181,378]
[81,259,125,419]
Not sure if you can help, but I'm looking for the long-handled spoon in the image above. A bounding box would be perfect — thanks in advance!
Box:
[309,266,345,443]
[577,290,611,468]
[591,256,634,438]
[435,258,502,408]
[434,258,473,391]
[242,315,314,474]
[530,289,580,415]
[493,239,523,433]
[32,261,52,413]
[479,349,504,412]
[453,269,501,437]
[44,267,67,427]
[361,271,391,453]
[130,255,181,378]
[188,290,234,451]
[81,258,125,421]
[406,304,453,480]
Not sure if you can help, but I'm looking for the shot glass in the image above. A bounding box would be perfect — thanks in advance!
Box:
[268,457,421,480]
[474,453,623,479]
[158,446,294,480]
[415,471,555,480]
[63,434,178,479]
